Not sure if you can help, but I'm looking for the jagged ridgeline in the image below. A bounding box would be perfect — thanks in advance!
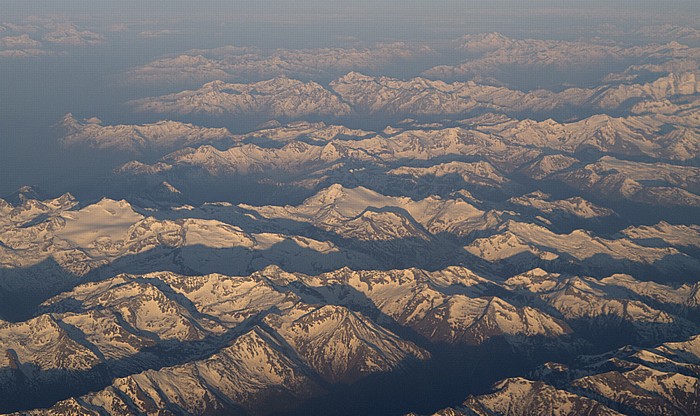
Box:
[1,5,700,415]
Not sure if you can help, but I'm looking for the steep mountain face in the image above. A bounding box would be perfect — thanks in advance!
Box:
[0,196,378,315]
[1,268,435,415]
[243,184,494,238]
[505,271,696,343]
[620,222,700,251]
[464,220,700,277]
[594,72,700,110]
[288,266,573,346]
[0,314,102,373]
[20,328,324,416]
[5,263,700,414]
[2,180,698,323]
[556,157,700,207]
[480,378,625,416]
[2,191,697,414]
[410,377,624,416]
[388,161,511,190]
[57,114,235,156]
[520,154,580,180]
[508,191,615,220]
[111,110,700,210]
[130,78,352,118]
[4,25,700,416]
[126,181,191,208]
[330,72,586,115]
[262,304,430,383]
[328,71,700,118]
[475,112,700,161]
[126,67,700,123]
[111,124,543,206]
[412,332,700,416]
[233,120,375,144]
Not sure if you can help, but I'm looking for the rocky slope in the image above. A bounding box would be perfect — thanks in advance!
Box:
[411,332,700,416]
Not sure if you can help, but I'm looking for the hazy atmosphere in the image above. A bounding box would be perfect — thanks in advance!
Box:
[1,1,700,415]
[3,1,699,196]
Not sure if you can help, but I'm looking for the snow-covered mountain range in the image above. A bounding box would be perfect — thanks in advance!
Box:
[127,71,700,121]
[410,331,700,416]
[3,27,700,416]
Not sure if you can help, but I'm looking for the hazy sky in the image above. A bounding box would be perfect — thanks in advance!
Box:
[4,1,699,25]
[0,0,698,197]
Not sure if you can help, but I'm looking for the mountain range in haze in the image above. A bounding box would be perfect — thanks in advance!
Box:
[1,6,700,415]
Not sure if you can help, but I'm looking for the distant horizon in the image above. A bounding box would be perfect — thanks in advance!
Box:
[1,2,699,415]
